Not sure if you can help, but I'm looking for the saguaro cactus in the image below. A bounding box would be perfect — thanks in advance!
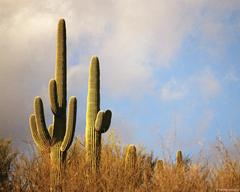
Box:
[176,150,183,168]
[155,159,164,172]
[125,145,137,170]
[29,19,77,191]
[85,56,112,172]
[153,160,164,181]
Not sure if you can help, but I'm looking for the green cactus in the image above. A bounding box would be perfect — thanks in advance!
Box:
[85,56,112,172]
[125,145,137,170]
[29,19,77,191]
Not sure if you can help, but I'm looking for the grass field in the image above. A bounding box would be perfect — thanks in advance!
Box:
[0,135,240,192]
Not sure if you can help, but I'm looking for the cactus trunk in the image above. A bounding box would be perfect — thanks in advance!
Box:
[86,57,100,170]
[50,145,66,191]
[29,19,77,192]
[85,57,112,172]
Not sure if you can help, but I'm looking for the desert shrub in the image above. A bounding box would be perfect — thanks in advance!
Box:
[1,135,240,192]
[213,138,240,191]
[0,138,17,191]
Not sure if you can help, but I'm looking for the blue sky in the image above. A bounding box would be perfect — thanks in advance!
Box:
[0,0,240,159]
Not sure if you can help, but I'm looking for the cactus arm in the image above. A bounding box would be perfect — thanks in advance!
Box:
[100,110,111,133]
[49,79,59,115]
[95,110,112,133]
[29,114,49,151]
[94,111,104,132]
[55,19,66,110]
[60,97,77,152]
[34,97,51,145]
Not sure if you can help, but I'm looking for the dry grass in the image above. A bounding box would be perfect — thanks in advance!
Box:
[1,135,240,192]
[0,139,17,191]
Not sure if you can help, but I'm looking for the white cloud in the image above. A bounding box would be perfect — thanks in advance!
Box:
[159,68,222,101]
[160,79,187,101]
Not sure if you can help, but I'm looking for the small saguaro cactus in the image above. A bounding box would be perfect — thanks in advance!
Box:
[29,19,77,191]
[153,159,164,181]
[125,145,137,170]
[155,159,164,173]
[85,56,112,172]
[176,150,183,168]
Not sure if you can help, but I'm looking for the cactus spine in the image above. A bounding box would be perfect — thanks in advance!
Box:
[29,19,77,191]
[85,56,112,172]
[125,145,137,170]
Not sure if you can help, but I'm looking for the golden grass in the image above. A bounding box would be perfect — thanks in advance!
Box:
[1,135,240,192]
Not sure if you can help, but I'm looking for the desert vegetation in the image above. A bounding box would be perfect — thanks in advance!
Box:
[0,135,240,191]
[0,18,240,192]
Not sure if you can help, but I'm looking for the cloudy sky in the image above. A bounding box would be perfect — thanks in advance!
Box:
[0,0,240,158]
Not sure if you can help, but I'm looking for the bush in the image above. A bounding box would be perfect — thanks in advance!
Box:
[1,136,240,191]
[0,138,17,191]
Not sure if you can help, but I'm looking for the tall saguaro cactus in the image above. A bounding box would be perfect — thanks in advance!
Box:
[85,56,112,172]
[29,19,77,191]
